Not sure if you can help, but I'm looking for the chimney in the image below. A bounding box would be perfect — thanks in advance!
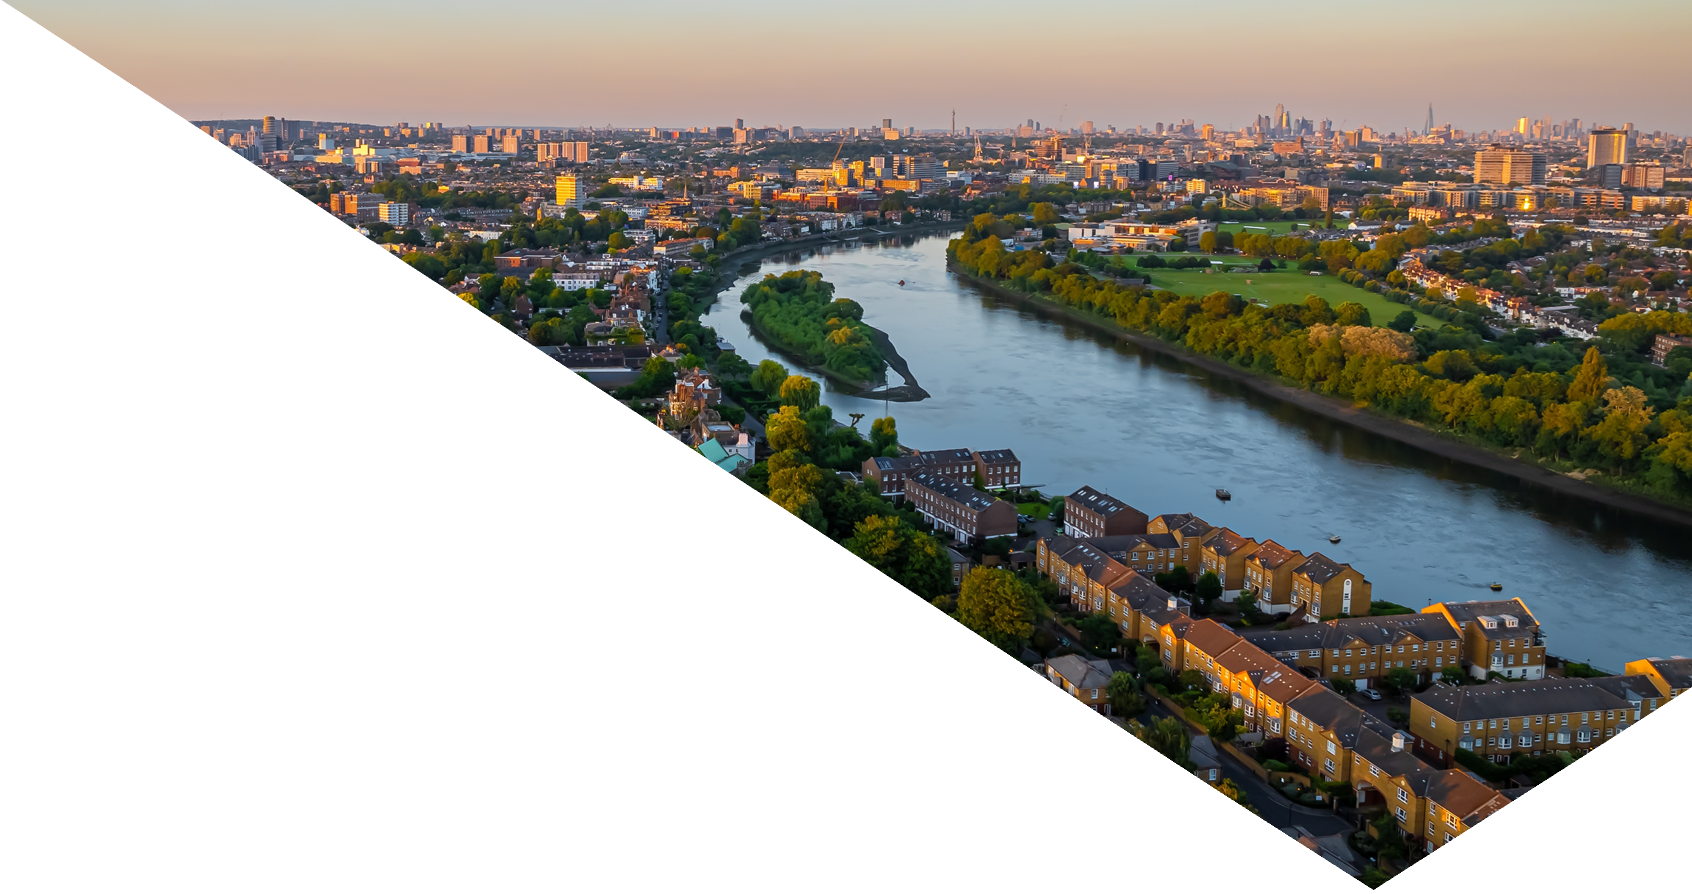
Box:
[1391,731,1407,752]
[1168,597,1177,611]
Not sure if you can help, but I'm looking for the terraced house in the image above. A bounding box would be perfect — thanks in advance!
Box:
[1145,513,1218,575]
[1623,655,1692,700]
[1408,675,1662,766]
[1349,721,1512,854]
[905,472,1016,544]
[1239,615,1463,691]
[1243,539,1307,616]
[1284,687,1367,784]
[1423,598,1546,681]
[1197,527,1259,596]
[1063,486,1147,539]
[1105,573,1192,645]
[1044,654,1115,714]
[1288,552,1371,621]
[861,446,989,498]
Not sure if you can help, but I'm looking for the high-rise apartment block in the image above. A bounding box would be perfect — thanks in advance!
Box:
[1474,145,1546,185]
[473,134,492,153]
[501,134,519,154]
[451,134,469,153]
[1622,162,1665,190]
[555,173,588,209]
[1587,129,1628,169]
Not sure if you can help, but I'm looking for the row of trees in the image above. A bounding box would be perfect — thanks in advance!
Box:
[950,230,1692,503]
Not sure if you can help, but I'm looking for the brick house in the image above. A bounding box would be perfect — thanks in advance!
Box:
[1422,598,1547,681]
[1289,552,1371,620]
[1063,485,1148,538]
[1408,675,1661,766]
[1044,654,1115,713]
[905,472,1016,544]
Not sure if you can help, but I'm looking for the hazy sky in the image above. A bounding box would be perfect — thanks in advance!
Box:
[17,0,1692,134]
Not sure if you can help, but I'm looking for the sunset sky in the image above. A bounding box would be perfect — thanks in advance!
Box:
[17,0,1692,133]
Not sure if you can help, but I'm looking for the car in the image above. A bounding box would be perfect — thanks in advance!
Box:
[1361,688,1381,701]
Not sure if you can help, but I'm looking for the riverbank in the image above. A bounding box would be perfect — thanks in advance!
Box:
[697,220,963,398]
[950,267,1692,530]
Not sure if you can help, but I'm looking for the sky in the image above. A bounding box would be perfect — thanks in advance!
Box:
[16,0,1692,134]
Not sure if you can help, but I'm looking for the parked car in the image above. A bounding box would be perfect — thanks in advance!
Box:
[1361,688,1381,701]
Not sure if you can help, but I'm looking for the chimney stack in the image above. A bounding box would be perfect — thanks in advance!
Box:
[1391,731,1407,752]
[1168,597,1177,611]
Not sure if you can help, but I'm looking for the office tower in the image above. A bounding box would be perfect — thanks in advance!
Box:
[555,174,588,209]
[318,134,335,150]
[1515,117,1528,135]
[1474,145,1545,185]
[1201,124,1214,141]
[1426,104,1434,136]
[1081,120,1093,135]
[1587,129,1628,168]
[1274,103,1284,134]
[473,134,491,153]
[735,118,745,129]
[262,116,277,135]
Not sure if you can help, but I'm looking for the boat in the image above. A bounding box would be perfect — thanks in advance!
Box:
[1328,535,1341,544]
[898,280,906,286]
[1490,582,1503,592]
[1215,488,1231,501]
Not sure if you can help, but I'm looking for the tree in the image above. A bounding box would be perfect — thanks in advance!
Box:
[1388,309,1417,333]
[843,514,950,600]
[1331,678,1357,695]
[1077,612,1122,652]
[1194,571,1223,611]
[1140,716,1193,769]
[750,359,789,396]
[1566,346,1611,403]
[869,416,898,454]
[607,231,632,251]
[1440,666,1465,685]
[1382,667,1419,696]
[1107,671,1146,716]
[956,567,1035,651]
[778,374,821,411]
[765,405,812,453]
[1334,301,1372,328]
[1198,231,1218,253]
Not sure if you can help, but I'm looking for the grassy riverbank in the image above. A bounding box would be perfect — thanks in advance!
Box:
[949,266,1692,528]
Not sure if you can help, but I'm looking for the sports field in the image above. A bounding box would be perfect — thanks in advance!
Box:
[1216,220,1333,236]
[1131,265,1442,329]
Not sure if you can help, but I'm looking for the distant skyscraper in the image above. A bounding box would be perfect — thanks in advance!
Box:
[1274,103,1284,134]
[1516,117,1529,135]
[1587,129,1628,168]
[1425,103,1434,136]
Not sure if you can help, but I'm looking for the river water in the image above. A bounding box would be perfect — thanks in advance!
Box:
[701,231,1692,670]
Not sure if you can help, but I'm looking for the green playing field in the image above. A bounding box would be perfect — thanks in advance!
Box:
[1128,264,1442,329]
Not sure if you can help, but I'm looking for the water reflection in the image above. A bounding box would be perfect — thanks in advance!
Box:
[701,232,1692,668]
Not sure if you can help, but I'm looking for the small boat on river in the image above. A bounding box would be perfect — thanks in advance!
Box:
[1215,488,1231,502]
[1490,582,1503,592]
[1328,535,1341,544]
[898,280,906,286]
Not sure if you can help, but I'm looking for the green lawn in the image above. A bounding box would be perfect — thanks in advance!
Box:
[1127,265,1441,329]
[1217,220,1330,236]
[1017,502,1051,520]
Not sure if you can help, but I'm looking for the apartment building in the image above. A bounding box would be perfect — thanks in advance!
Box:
[1408,675,1661,765]
[1423,598,1546,681]
[1198,528,1260,596]
[1103,568,1190,645]
[905,472,1016,544]
[1651,333,1692,369]
[1063,486,1148,538]
[1624,655,1692,699]
[1473,145,1546,185]
[1288,552,1371,620]
[1243,539,1306,615]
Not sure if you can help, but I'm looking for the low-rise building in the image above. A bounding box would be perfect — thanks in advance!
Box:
[1288,552,1371,620]
[1044,654,1115,713]
[1240,614,1463,691]
[906,472,1017,544]
[1198,527,1259,596]
[1407,675,1660,766]
[1423,598,1546,681]
[861,447,980,498]
[972,449,1022,489]
[1063,485,1148,538]
[1623,655,1692,700]
[1243,539,1307,615]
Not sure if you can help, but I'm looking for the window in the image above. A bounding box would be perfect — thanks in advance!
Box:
[1396,807,1407,822]
[1309,650,1320,658]
[1397,788,1408,804]
[1369,764,1379,777]
[1326,741,1336,755]
[1444,833,1454,843]
[1331,664,1339,673]
[1430,716,1437,728]
[1324,759,1335,774]
[1090,689,1098,699]
[1462,722,1471,733]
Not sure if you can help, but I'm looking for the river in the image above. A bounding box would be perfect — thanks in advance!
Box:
[700,231,1692,670]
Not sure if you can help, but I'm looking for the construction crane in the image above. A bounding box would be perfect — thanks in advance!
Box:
[973,135,983,162]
